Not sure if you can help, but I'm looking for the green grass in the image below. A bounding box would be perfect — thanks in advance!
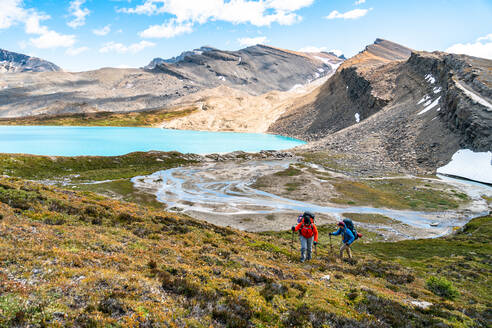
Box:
[356,216,492,303]
[284,182,302,192]
[330,178,469,211]
[0,151,197,182]
[73,179,166,209]
[0,176,490,327]
[0,107,198,127]
[298,151,351,172]
[273,165,302,177]
[342,213,398,225]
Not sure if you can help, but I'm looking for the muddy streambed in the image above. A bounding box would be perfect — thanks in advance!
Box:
[131,160,491,240]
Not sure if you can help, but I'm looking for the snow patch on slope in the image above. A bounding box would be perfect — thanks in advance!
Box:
[418,96,440,115]
[437,149,492,184]
[417,95,430,105]
[314,56,341,71]
[424,74,436,84]
[355,113,360,123]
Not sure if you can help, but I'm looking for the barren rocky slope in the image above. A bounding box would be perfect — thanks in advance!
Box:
[147,45,342,95]
[160,77,329,132]
[268,39,413,139]
[0,45,342,118]
[270,39,492,174]
[0,49,61,73]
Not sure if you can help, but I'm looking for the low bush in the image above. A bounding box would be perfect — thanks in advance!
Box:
[212,297,252,328]
[426,276,459,300]
[260,282,288,301]
[0,187,37,210]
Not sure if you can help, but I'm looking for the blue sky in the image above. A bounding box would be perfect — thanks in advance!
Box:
[1,0,491,71]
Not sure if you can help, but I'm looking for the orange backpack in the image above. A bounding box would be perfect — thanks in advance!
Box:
[300,223,314,238]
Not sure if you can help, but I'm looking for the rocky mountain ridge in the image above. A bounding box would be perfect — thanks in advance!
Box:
[268,39,492,174]
[0,45,342,118]
[146,44,343,95]
[0,49,61,73]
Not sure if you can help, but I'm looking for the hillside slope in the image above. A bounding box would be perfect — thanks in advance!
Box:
[147,45,342,95]
[268,39,413,139]
[0,176,490,327]
[0,49,61,73]
[270,39,492,174]
[0,45,342,118]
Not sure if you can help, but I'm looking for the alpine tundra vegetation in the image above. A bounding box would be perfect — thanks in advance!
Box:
[0,0,491,326]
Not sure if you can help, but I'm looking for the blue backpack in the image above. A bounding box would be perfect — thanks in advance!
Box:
[343,218,361,240]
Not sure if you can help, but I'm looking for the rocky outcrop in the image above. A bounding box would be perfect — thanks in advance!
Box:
[145,46,217,68]
[407,52,492,151]
[0,49,61,73]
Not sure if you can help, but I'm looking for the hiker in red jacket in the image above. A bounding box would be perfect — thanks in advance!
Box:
[292,215,318,262]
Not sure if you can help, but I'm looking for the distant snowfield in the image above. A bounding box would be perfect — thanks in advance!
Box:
[437,149,492,184]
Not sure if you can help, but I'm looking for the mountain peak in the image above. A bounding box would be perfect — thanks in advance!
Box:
[0,49,61,73]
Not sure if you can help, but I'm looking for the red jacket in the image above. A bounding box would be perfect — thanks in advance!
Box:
[294,222,318,242]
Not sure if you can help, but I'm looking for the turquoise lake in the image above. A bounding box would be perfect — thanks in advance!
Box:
[0,126,306,156]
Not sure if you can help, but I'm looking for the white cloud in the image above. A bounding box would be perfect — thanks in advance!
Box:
[446,33,492,59]
[477,34,492,42]
[24,11,50,34]
[299,46,327,52]
[298,46,343,57]
[30,30,76,48]
[67,0,90,28]
[325,8,372,20]
[93,25,111,36]
[120,0,314,38]
[266,0,315,12]
[66,46,89,56]
[354,0,366,5]
[139,19,192,38]
[237,36,268,47]
[0,0,76,49]
[329,49,343,57]
[99,40,156,54]
[0,0,25,29]
[116,64,134,68]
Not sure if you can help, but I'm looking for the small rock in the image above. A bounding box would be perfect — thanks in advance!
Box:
[53,312,65,319]
[411,300,433,309]
[32,268,43,275]
[99,297,126,317]
[321,275,330,281]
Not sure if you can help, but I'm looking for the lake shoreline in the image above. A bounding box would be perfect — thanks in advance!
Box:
[0,125,305,157]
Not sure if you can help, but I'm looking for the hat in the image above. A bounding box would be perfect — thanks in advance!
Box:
[303,211,314,219]
[337,221,345,227]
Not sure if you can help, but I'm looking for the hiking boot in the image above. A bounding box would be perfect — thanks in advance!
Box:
[300,257,305,263]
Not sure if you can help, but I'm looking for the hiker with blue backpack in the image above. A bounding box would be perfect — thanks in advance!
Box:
[329,219,362,259]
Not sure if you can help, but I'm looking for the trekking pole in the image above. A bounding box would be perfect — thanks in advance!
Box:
[314,243,318,258]
[290,230,294,257]
[329,234,333,254]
